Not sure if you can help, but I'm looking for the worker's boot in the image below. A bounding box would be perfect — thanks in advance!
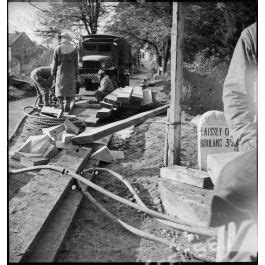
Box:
[64,97,71,113]
[44,93,50,107]
[58,97,64,112]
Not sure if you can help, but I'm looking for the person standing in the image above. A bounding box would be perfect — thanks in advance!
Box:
[30,66,54,106]
[209,23,257,262]
[51,32,79,112]
[223,23,257,152]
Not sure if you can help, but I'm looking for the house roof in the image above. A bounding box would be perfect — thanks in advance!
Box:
[8,32,24,46]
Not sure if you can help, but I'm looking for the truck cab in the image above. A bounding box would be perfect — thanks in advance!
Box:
[78,34,132,91]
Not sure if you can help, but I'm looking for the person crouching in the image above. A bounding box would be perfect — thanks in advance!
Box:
[30,66,54,106]
[95,70,115,102]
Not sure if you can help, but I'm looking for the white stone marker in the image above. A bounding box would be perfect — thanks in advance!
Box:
[198,110,235,171]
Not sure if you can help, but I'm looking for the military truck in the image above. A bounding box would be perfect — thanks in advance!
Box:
[78,34,132,91]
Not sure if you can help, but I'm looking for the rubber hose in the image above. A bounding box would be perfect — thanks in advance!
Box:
[9,165,216,237]
[78,181,209,262]
[77,181,171,246]
[86,167,217,237]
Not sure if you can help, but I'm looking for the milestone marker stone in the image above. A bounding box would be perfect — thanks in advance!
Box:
[198,110,235,171]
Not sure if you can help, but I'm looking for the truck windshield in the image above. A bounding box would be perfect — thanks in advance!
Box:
[98,44,111,52]
[82,42,111,52]
[83,43,97,51]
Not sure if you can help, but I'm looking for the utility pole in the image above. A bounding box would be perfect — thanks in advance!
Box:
[167,2,185,165]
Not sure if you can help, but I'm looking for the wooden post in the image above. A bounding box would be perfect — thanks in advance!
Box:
[167,2,185,166]
[164,109,170,166]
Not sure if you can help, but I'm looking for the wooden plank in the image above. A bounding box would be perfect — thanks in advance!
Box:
[100,101,114,109]
[20,157,50,167]
[25,189,83,262]
[96,108,112,118]
[43,144,60,159]
[207,152,243,185]
[90,146,115,162]
[64,119,80,135]
[61,132,75,144]
[117,86,133,104]
[9,147,92,263]
[30,135,51,154]
[167,2,184,166]
[55,141,80,151]
[71,107,100,126]
[103,91,118,105]
[131,86,143,101]
[72,105,169,144]
[23,136,111,263]
[42,124,65,141]
[141,88,153,107]
[41,106,62,118]
[74,99,100,108]
[160,165,213,188]
[159,179,214,227]
[110,150,125,160]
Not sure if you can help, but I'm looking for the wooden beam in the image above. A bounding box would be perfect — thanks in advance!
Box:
[96,108,113,118]
[9,147,92,262]
[117,87,133,104]
[72,105,169,144]
[167,2,185,165]
[160,165,213,188]
[141,88,153,108]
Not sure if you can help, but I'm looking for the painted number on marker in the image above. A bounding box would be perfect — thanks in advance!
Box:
[225,138,234,147]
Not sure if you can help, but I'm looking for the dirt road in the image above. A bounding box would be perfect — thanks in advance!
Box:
[8,97,35,136]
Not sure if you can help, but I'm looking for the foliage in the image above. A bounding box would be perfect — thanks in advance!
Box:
[217,1,257,59]
[19,48,54,80]
[105,2,172,72]
[30,1,109,45]
[184,1,257,63]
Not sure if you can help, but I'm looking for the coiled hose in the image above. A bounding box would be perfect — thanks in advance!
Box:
[22,106,86,137]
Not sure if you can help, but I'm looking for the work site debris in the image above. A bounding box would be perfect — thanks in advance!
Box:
[41,106,63,118]
[64,119,80,135]
[20,157,50,167]
[42,124,65,141]
[90,146,115,163]
[61,132,75,144]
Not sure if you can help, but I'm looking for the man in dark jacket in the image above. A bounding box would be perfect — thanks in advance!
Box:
[30,66,54,106]
[95,70,115,101]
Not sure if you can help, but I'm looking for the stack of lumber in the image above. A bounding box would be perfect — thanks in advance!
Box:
[96,86,152,118]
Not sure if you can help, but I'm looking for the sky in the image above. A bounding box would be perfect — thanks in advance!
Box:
[8,2,47,44]
[8,2,115,45]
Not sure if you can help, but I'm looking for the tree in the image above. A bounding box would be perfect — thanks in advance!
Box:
[29,1,109,44]
[217,1,257,60]
[184,1,257,63]
[105,2,172,73]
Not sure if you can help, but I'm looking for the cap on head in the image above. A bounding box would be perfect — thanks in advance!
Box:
[98,69,105,76]
[61,32,72,41]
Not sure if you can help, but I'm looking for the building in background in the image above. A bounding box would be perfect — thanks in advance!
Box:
[8,32,46,74]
